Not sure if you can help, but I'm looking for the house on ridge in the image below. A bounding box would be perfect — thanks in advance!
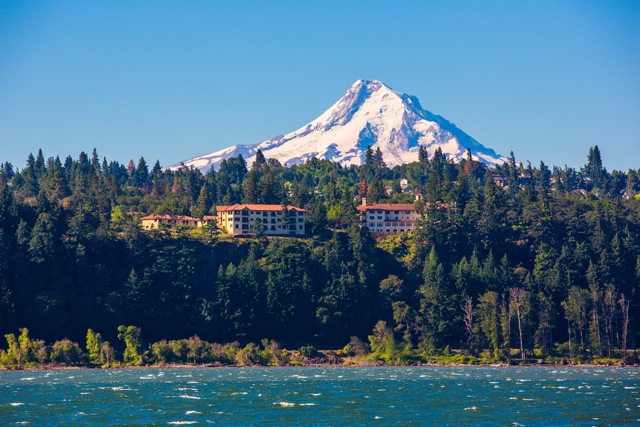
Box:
[357,198,420,234]
[140,214,202,230]
[216,204,306,236]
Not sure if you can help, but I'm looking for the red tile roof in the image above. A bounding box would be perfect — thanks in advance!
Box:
[140,214,200,221]
[357,203,417,212]
[216,204,306,213]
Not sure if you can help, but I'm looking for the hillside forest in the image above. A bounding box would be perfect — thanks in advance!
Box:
[0,145,639,366]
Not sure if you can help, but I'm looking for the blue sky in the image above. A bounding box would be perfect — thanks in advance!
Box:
[1,1,639,171]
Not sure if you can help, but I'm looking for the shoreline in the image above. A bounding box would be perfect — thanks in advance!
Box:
[2,360,637,372]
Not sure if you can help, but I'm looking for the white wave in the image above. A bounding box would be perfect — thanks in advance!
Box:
[311,393,321,396]
[10,402,25,406]
[20,378,35,381]
[464,406,477,411]
[167,422,198,425]
[374,416,383,419]
[274,402,295,407]
[299,403,316,406]
[179,395,201,400]
[185,411,201,415]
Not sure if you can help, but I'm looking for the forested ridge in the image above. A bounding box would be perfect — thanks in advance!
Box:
[0,145,639,366]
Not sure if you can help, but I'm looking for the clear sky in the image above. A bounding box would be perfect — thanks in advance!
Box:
[1,1,639,171]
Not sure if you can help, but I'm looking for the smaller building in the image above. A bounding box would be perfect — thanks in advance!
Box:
[492,174,507,188]
[216,204,306,236]
[140,214,201,230]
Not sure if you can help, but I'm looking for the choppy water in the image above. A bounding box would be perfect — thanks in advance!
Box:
[0,366,638,426]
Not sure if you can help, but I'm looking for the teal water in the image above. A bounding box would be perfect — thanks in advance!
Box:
[0,366,638,426]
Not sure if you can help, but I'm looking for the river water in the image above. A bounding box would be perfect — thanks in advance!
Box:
[1,366,638,426]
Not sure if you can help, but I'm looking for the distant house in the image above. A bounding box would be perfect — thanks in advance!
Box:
[216,204,306,236]
[399,178,409,190]
[140,214,202,230]
[492,174,507,188]
[202,215,217,224]
[356,198,420,234]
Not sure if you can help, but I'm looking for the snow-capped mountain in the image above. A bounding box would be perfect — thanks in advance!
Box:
[172,80,506,171]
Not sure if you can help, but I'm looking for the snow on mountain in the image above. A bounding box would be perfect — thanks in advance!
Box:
[171,80,506,171]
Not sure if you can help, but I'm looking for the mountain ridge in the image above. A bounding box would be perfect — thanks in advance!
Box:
[172,80,506,171]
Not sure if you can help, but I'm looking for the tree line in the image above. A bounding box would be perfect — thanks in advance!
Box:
[0,145,639,364]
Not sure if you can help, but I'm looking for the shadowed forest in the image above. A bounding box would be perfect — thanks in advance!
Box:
[1,145,639,366]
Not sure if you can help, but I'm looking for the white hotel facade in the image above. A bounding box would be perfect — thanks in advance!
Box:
[216,204,306,236]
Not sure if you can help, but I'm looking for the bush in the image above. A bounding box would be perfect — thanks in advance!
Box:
[50,339,85,366]
[299,345,318,358]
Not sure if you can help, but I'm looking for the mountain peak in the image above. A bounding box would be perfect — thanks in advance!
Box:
[351,79,385,89]
[171,81,506,171]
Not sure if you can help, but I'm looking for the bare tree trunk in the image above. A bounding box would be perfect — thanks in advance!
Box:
[567,318,573,359]
[461,296,474,354]
[603,285,617,358]
[510,288,525,360]
[619,294,630,363]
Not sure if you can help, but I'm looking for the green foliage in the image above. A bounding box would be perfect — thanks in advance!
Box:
[298,344,318,358]
[117,325,144,366]
[0,146,639,362]
[50,339,84,366]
